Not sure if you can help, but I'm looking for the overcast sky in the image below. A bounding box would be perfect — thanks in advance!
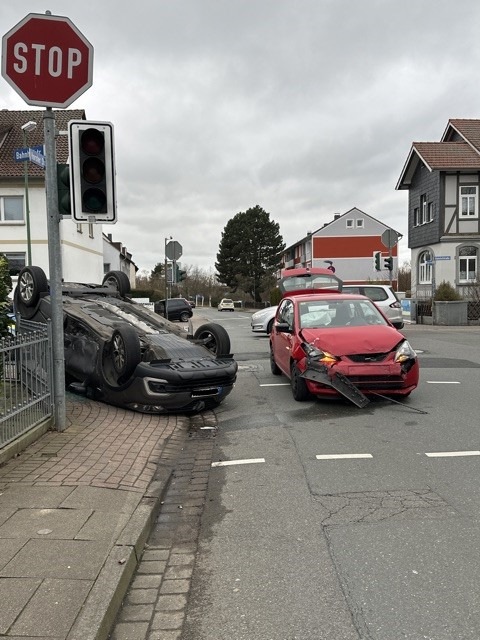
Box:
[3,0,480,276]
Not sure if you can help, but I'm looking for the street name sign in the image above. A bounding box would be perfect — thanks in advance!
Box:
[1,13,93,108]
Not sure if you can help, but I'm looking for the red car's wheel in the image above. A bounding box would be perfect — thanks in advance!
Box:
[290,362,310,401]
[270,344,281,375]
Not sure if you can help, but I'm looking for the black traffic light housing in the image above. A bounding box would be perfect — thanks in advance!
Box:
[177,266,187,282]
[384,256,393,271]
[56,163,71,216]
[68,120,116,224]
[373,251,381,271]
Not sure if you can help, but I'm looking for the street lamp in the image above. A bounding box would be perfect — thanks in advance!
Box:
[21,120,37,266]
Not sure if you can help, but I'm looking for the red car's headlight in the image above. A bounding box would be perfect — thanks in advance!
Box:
[301,342,339,365]
[395,340,416,363]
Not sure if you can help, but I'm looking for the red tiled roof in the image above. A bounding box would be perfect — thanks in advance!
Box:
[446,119,480,153]
[0,109,85,179]
[412,141,480,170]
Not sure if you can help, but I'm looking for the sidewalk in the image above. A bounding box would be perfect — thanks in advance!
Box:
[0,393,192,640]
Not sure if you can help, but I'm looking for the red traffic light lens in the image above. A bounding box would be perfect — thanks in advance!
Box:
[81,128,105,155]
[82,157,105,184]
[83,188,107,212]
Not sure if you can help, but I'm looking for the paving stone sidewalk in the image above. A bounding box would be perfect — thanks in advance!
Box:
[0,394,192,640]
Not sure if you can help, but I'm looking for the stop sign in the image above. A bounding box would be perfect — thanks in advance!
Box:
[1,13,93,108]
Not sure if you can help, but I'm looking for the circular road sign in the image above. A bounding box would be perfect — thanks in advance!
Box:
[1,13,93,108]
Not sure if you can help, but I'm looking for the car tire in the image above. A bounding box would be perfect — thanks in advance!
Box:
[102,325,141,385]
[267,318,274,334]
[102,271,131,297]
[194,323,231,356]
[290,361,310,401]
[270,344,281,375]
[17,266,48,307]
[179,311,191,322]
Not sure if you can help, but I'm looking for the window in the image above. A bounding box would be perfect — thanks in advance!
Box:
[104,263,111,274]
[413,207,419,226]
[346,219,353,228]
[0,196,23,222]
[355,219,364,228]
[458,246,477,283]
[419,250,433,284]
[460,186,478,218]
[427,202,434,223]
[3,252,26,276]
[420,195,427,225]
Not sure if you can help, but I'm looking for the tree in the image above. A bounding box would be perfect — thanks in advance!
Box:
[215,205,285,303]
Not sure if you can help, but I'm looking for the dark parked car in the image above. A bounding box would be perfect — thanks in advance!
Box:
[14,266,237,414]
[154,298,193,322]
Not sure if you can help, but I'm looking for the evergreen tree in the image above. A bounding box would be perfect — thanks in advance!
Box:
[215,205,285,303]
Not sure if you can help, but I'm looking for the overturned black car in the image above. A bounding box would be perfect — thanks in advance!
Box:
[14,266,238,414]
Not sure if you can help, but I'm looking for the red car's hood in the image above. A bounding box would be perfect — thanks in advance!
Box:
[300,326,404,356]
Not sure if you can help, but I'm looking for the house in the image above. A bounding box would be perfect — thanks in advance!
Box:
[103,233,138,288]
[397,118,480,299]
[0,109,104,283]
[280,207,401,288]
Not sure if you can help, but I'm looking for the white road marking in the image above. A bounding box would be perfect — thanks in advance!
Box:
[211,458,266,467]
[260,383,289,387]
[316,453,373,460]
[425,451,480,458]
[426,381,460,384]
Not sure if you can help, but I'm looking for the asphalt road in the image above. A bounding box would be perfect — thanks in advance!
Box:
[182,309,480,640]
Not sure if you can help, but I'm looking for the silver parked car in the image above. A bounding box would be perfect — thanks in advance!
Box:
[342,284,404,329]
[251,305,278,334]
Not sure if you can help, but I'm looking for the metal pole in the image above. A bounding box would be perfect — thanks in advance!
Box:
[43,107,66,431]
[22,130,32,266]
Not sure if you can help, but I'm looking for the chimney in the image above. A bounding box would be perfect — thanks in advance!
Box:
[334,213,340,220]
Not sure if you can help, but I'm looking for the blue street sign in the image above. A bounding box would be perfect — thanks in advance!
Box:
[29,147,46,168]
[13,147,29,161]
[13,145,45,167]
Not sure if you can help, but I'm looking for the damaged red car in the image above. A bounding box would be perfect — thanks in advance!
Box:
[269,268,419,406]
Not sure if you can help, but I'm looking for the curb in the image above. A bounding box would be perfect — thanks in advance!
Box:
[67,427,190,640]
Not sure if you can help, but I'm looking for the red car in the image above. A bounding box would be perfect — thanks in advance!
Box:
[269,268,419,406]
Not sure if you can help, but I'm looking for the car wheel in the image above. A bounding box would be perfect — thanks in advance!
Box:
[17,266,48,307]
[179,311,191,322]
[270,344,281,375]
[102,271,131,296]
[267,318,274,334]
[102,325,141,385]
[194,323,231,356]
[290,361,310,401]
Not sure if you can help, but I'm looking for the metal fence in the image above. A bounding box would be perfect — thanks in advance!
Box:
[0,320,53,449]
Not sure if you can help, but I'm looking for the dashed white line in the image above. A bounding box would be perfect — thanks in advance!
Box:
[426,381,460,384]
[316,453,373,460]
[211,458,266,467]
[425,451,480,458]
[260,383,289,387]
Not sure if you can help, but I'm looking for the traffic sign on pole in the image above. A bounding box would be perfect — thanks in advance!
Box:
[1,12,93,108]
[166,241,183,261]
[381,229,399,249]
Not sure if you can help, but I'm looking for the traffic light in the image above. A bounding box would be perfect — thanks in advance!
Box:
[373,251,381,271]
[384,257,393,271]
[178,268,187,282]
[56,163,71,216]
[68,120,116,224]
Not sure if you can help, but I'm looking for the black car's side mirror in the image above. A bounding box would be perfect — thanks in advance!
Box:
[275,322,292,334]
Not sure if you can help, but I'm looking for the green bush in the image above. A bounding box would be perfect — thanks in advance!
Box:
[434,281,462,301]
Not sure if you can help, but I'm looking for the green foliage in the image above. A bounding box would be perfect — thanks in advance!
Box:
[434,280,462,301]
[270,287,282,305]
[215,205,285,303]
[151,262,163,277]
[0,254,13,338]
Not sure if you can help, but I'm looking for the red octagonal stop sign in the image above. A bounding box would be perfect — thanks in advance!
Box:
[1,13,93,108]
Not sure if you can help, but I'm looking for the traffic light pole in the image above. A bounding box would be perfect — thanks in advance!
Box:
[44,107,66,431]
